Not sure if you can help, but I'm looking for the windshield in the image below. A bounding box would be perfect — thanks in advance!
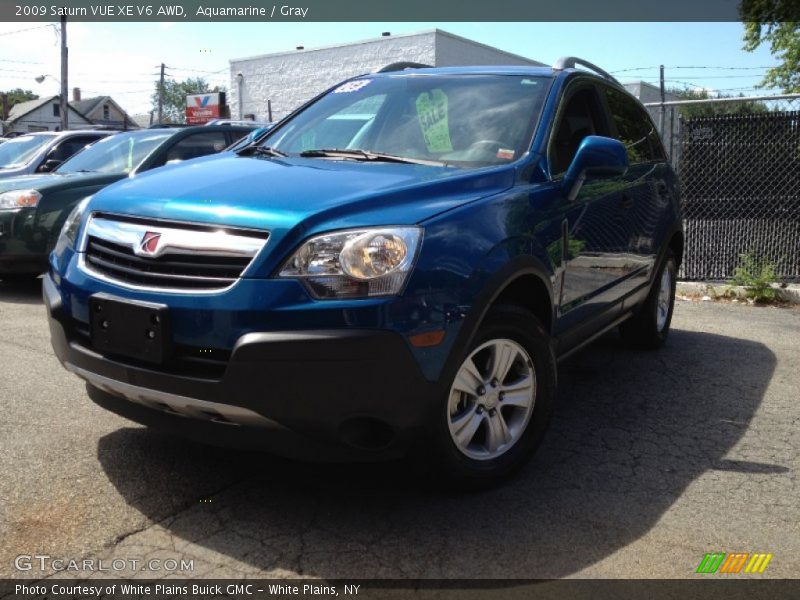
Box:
[57,131,173,174]
[263,74,551,167]
[0,135,56,169]
[226,126,272,152]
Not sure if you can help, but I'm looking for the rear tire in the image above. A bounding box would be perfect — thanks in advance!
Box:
[430,305,557,489]
[620,249,677,349]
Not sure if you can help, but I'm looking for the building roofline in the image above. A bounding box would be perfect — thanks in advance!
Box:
[8,95,92,124]
[229,28,541,67]
[229,28,438,64]
[432,29,544,66]
[7,96,55,122]
[622,80,680,100]
[70,95,139,127]
[70,95,109,116]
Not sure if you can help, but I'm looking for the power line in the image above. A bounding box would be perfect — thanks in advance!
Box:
[166,65,229,74]
[81,89,153,95]
[0,67,37,74]
[0,58,43,65]
[612,65,775,73]
[0,24,55,37]
[611,66,661,74]
[668,74,773,80]
[671,65,776,70]
[69,77,156,84]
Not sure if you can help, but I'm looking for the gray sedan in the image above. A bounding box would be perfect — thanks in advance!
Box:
[0,130,110,178]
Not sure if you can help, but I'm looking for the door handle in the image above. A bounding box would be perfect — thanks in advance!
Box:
[620,195,634,209]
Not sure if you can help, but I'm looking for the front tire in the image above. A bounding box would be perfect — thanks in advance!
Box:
[431,306,557,489]
[620,249,677,349]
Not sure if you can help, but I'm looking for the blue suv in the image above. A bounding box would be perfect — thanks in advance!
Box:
[45,59,682,487]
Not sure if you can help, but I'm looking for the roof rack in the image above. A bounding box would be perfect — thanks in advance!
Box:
[552,57,619,84]
[377,62,432,73]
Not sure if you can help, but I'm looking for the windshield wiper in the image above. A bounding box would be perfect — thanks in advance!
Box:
[236,145,287,158]
[299,148,447,167]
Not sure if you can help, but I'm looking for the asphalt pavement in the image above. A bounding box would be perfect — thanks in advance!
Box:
[1,279,798,579]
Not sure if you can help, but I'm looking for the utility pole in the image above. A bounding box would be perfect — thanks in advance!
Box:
[157,63,165,124]
[658,64,666,140]
[60,16,68,131]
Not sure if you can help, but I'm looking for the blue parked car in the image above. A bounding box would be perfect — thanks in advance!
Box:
[45,59,683,487]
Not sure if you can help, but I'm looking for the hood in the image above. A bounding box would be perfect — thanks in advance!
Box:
[0,164,36,179]
[89,153,516,233]
[0,171,124,194]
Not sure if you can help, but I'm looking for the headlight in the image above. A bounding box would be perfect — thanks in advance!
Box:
[279,227,422,299]
[54,198,91,254]
[0,189,41,210]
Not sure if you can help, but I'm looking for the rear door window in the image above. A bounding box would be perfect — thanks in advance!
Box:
[164,132,230,162]
[602,86,665,163]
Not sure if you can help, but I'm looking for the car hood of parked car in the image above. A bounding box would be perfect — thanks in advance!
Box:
[0,171,127,195]
[0,164,39,180]
[87,153,518,233]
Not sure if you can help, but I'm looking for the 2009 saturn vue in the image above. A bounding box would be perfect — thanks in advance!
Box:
[45,59,682,486]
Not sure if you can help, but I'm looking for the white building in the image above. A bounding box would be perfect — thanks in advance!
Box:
[3,95,93,134]
[229,29,544,122]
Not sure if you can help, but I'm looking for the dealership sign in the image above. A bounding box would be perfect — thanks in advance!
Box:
[186,92,226,124]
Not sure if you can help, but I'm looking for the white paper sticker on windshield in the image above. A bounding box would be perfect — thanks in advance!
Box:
[334,80,372,94]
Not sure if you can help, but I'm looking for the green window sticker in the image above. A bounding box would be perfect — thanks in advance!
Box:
[125,137,135,172]
[415,89,453,153]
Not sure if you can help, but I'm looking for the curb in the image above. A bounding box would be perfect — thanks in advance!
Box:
[676,281,800,304]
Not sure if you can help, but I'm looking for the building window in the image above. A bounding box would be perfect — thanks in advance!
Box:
[52,104,60,117]
[103,104,110,120]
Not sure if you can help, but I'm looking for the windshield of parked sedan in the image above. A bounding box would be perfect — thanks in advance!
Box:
[263,74,551,167]
[0,134,56,169]
[56,130,173,174]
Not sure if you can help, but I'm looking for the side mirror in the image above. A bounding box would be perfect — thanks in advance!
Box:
[562,136,628,201]
[38,159,63,173]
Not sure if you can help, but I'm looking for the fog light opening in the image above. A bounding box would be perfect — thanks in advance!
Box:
[339,417,395,450]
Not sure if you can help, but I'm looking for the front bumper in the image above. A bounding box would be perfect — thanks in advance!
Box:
[44,273,437,461]
[0,208,47,275]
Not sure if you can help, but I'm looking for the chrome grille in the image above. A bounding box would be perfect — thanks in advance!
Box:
[81,214,268,291]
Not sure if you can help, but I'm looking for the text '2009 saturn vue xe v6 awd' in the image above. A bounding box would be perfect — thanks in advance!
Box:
[45,58,682,487]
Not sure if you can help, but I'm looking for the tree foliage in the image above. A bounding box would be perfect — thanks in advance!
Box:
[150,76,224,124]
[1,88,39,119]
[740,0,800,92]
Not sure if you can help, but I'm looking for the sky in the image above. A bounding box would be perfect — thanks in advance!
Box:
[0,21,780,117]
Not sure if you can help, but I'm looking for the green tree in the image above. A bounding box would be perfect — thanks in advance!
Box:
[741,0,800,92]
[667,87,769,118]
[1,88,39,119]
[150,77,225,124]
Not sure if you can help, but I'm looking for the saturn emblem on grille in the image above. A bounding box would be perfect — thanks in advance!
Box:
[138,231,162,255]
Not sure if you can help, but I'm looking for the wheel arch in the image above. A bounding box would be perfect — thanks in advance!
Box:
[668,229,684,268]
[438,255,555,392]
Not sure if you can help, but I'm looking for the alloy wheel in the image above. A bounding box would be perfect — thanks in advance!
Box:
[656,262,674,332]
[447,338,536,461]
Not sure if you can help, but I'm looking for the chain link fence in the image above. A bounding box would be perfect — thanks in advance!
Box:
[645,94,800,282]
